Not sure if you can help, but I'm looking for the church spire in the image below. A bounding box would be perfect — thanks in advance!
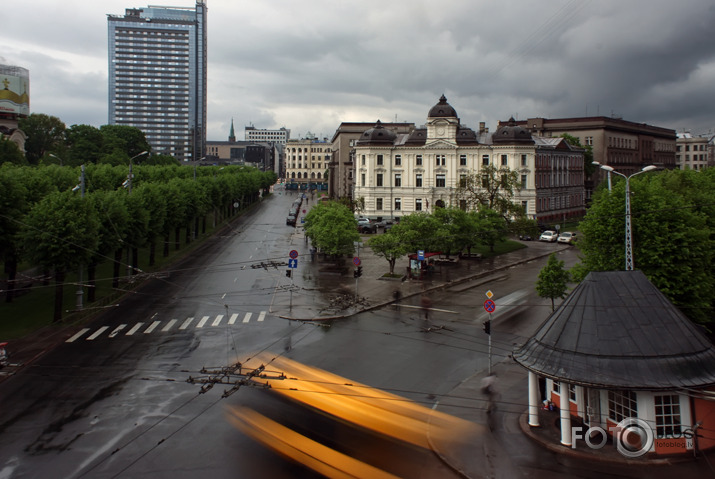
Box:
[229,118,236,143]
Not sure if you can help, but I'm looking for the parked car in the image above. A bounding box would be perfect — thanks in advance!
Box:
[518,234,534,241]
[539,230,559,242]
[557,232,577,244]
[286,214,297,226]
[376,219,395,232]
[356,218,377,234]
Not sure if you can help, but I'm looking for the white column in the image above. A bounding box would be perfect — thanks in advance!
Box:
[560,383,572,446]
[528,371,540,427]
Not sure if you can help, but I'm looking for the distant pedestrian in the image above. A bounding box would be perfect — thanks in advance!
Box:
[421,294,431,320]
[481,373,498,415]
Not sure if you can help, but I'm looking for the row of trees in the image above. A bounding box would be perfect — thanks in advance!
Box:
[2,113,180,167]
[303,200,526,274]
[1,163,277,321]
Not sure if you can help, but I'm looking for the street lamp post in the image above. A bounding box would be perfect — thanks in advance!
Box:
[591,161,611,191]
[49,153,64,166]
[598,164,657,271]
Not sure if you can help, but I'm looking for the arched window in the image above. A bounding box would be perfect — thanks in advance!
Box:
[317,172,322,179]
[291,172,295,179]
[311,172,316,179]
[297,172,301,179]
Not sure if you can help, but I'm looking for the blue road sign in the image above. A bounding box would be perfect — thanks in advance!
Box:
[289,250,298,259]
[418,250,425,261]
[484,299,496,313]
[288,259,298,268]
[353,257,361,266]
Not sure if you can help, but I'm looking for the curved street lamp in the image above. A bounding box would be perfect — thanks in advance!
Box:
[49,153,64,166]
[598,164,657,271]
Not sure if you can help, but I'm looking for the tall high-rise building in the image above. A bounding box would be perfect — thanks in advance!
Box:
[107,1,207,162]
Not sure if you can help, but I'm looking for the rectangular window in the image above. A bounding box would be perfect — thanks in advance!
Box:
[394,198,401,210]
[569,384,577,402]
[459,174,467,187]
[415,173,423,187]
[361,173,365,187]
[521,174,527,189]
[655,395,682,438]
[361,155,365,166]
[501,154,508,166]
[415,199,422,211]
[482,155,489,166]
[436,154,445,166]
[376,198,383,211]
[608,390,638,423]
[394,173,402,187]
[416,155,423,166]
[521,154,527,167]
[395,155,402,166]
[459,199,467,211]
[460,154,467,166]
[376,173,383,187]
[552,380,560,394]
[377,154,384,166]
[436,174,446,187]
[522,200,528,213]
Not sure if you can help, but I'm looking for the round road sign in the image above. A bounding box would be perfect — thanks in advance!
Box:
[289,250,298,259]
[484,299,496,313]
[353,257,361,266]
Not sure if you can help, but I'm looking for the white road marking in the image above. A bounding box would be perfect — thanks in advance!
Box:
[179,317,194,330]
[221,293,226,299]
[196,315,210,328]
[212,315,223,326]
[242,312,252,323]
[229,313,238,324]
[398,304,458,313]
[126,323,143,335]
[257,311,266,322]
[144,321,161,334]
[66,328,90,343]
[87,326,109,341]
[108,325,127,338]
[162,319,177,332]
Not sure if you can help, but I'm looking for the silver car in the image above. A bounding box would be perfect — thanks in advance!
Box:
[539,230,559,242]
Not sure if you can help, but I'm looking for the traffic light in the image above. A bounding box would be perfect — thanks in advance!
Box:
[286,269,292,278]
[353,269,359,278]
[356,266,363,278]
[483,320,491,335]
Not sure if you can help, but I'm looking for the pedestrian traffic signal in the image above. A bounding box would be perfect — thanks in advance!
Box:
[483,320,491,335]
[286,269,292,278]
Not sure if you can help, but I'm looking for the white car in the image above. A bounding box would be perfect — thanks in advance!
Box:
[539,230,559,242]
[557,232,577,244]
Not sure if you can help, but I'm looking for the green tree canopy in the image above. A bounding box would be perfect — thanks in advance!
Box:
[456,164,523,218]
[304,202,359,256]
[64,124,104,166]
[18,113,66,165]
[536,253,571,311]
[573,168,714,325]
[0,137,27,166]
[99,124,151,160]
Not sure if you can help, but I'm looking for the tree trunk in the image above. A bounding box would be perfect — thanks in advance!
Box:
[175,227,181,250]
[113,249,122,288]
[4,252,17,303]
[53,269,65,323]
[149,239,156,267]
[194,217,200,239]
[164,234,170,257]
[202,216,207,234]
[87,260,97,302]
[388,258,396,275]
[185,224,191,244]
[132,248,139,275]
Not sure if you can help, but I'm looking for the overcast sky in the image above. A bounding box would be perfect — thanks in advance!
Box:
[2,0,715,141]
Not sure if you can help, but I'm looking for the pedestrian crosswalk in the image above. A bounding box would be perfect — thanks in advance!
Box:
[66,311,272,343]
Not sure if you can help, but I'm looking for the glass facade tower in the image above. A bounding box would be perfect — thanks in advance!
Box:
[108,1,206,162]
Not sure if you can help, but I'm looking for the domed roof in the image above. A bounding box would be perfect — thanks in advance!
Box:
[428,95,458,119]
[357,120,397,145]
[492,117,534,144]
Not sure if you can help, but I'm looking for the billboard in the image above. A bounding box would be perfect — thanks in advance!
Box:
[0,65,30,116]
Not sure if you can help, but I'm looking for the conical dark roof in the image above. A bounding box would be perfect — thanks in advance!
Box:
[356,120,397,145]
[513,270,715,390]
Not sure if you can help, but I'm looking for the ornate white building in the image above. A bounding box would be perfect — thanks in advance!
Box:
[353,96,538,220]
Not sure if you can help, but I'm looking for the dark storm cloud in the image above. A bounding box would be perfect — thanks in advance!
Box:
[3,0,714,140]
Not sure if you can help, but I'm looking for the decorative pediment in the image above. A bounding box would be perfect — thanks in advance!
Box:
[425,140,456,149]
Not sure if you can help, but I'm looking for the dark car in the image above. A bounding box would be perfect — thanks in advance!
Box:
[286,214,297,226]
[357,218,377,234]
